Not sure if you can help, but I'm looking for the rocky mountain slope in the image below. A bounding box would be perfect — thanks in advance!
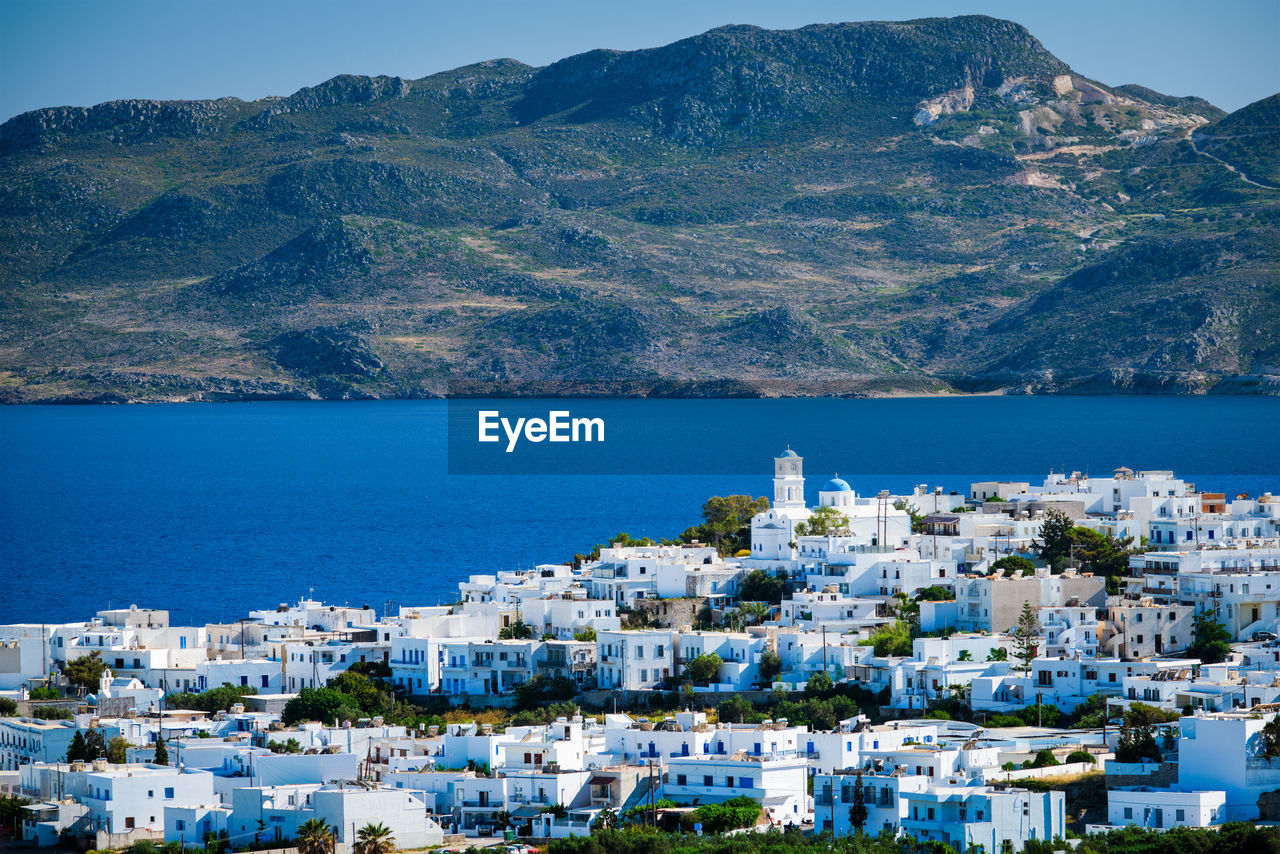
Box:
[1,15,1276,401]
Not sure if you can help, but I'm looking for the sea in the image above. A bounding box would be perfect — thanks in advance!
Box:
[1,396,1278,627]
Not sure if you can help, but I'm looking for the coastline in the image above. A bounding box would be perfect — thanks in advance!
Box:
[3,371,1279,404]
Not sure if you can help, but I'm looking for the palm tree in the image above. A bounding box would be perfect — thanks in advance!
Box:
[354,823,395,854]
[738,601,771,626]
[295,818,334,854]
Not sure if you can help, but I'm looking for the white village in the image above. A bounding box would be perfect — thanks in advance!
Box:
[4,449,1280,852]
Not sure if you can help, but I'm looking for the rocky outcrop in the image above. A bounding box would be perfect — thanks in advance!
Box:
[0,98,238,155]
[270,327,385,379]
[206,218,370,300]
[244,75,411,127]
[515,16,1069,142]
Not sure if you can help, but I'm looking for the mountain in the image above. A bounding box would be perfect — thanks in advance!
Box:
[1,15,1277,402]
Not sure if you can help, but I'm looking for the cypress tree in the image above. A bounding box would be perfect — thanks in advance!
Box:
[66,730,87,762]
[849,770,868,832]
[1012,602,1040,674]
[154,737,169,766]
[84,729,106,761]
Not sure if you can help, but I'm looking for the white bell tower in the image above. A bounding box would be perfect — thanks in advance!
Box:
[773,447,806,509]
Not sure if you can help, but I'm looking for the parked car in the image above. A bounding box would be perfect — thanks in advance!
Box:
[1252,631,1277,642]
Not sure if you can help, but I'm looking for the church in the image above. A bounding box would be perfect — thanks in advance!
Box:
[748,448,911,564]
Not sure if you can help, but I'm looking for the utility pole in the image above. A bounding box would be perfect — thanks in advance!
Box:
[822,625,828,676]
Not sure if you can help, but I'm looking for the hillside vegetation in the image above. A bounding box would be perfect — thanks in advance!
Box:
[1,16,1277,401]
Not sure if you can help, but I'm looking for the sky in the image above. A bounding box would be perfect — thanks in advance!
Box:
[1,0,1276,123]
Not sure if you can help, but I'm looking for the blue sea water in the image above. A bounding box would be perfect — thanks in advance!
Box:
[1,396,1278,627]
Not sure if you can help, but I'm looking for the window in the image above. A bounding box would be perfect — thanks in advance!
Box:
[164,788,174,799]
[1124,807,1133,819]
[727,776,735,787]
[176,820,186,831]
[677,774,687,786]
[1176,809,1185,821]
[704,775,713,787]
[240,675,248,686]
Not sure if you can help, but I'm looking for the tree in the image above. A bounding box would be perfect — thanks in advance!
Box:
[66,729,88,762]
[346,660,392,679]
[849,770,868,832]
[354,822,395,854]
[1124,701,1180,728]
[894,499,926,534]
[106,735,129,764]
[739,569,787,605]
[806,671,834,694]
[165,683,258,713]
[1033,510,1074,565]
[737,601,771,626]
[1011,602,1039,674]
[866,621,913,657]
[84,729,106,761]
[1116,723,1162,763]
[154,737,169,766]
[991,555,1036,577]
[717,695,755,724]
[1066,527,1135,580]
[573,626,596,642]
[680,495,770,555]
[1262,714,1280,759]
[684,653,723,686]
[295,818,334,854]
[0,697,16,717]
[499,619,534,640]
[957,649,973,662]
[915,585,955,602]
[515,674,578,710]
[1030,749,1060,768]
[758,650,783,685]
[1188,612,1232,664]
[0,794,32,835]
[794,505,850,538]
[592,806,618,830]
[681,797,761,834]
[63,652,107,694]
[281,687,363,727]
[987,647,1008,662]
[1068,693,1107,729]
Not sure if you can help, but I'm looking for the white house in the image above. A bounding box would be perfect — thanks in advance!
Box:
[900,784,1064,852]
[1102,787,1226,830]
[1178,710,1280,820]
[596,630,677,690]
[229,783,444,848]
[664,753,809,826]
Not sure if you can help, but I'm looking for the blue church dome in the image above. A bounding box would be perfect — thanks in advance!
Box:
[822,477,852,492]
[779,448,799,458]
